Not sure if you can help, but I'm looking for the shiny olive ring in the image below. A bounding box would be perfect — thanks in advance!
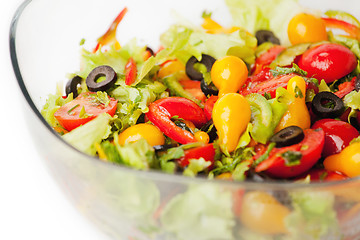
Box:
[311,91,344,118]
[66,75,83,98]
[86,65,117,92]
[255,30,281,45]
[270,126,305,148]
[200,79,219,96]
[185,54,216,81]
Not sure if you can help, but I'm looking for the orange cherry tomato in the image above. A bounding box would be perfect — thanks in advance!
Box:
[288,13,328,45]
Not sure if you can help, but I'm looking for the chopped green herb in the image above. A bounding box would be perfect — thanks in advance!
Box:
[294,86,304,98]
[67,104,80,115]
[270,63,307,77]
[282,151,302,167]
[202,11,212,18]
[253,142,276,166]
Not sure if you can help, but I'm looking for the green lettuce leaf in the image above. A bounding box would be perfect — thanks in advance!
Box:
[63,113,112,156]
[225,0,306,45]
[160,184,235,240]
[344,90,360,121]
[183,158,211,177]
[160,24,257,64]
[285,191,340,239]
[41,93,73,128]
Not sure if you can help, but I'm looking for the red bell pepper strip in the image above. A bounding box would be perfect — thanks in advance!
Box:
[146,97,207,144]
[203,95,218,121]
[322,17,360,40]
[177,143,216,168]
[125,57,137,85]
[334,76,356,99]
[93,7,128,53]
[252,45,286,75]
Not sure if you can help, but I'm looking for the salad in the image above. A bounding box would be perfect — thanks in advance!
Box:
[41,0,360,184]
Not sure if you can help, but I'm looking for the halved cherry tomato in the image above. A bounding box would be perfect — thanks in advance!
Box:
[312,119,359,158]
[255,129,325,178]
[54,92,118,131]
[297,43,357,83]
[177,143,216,168]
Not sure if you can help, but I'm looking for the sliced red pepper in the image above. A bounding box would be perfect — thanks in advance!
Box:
[93,7,128,53]
[335,76,356,99]
[146,97,207,144]
[125,57,137,85]
[240,73,297,98]
[322,17,360,40]
[177,143,216,168]
[255,129,325,178]
[203,95,218,121]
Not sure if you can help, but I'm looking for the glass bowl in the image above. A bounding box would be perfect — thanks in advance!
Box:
[10,0,360,239]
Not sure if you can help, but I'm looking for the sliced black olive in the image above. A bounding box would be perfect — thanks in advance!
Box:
[255,30,281,45]
[174,120,194,134]
[65,75,83,98]
[145,46,155,56]
[185,54,216,81]
[311,91,345,118]
[200,79,219,96]
[200,120,217,143]
[355,75,360,91]
[270,126,305,148]
[153,144,177,152]
[86,65,117,92]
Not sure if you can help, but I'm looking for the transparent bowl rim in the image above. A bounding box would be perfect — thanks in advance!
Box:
[9,0,360,190]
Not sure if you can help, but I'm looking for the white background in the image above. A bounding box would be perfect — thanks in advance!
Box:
[1,1,108,239]
[2,1,360,240]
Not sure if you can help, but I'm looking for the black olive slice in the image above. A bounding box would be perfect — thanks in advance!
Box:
[86,65,117,92]
[311,91,345,118]
[65,75,83,98]
[153,144,177,152]
[270,126,305,148]
[185,54,216,81]
[200,120,218,143]
[145,46,155,56]
[355,75,360,92]
[200,79,219,96]
[255,30,281,45]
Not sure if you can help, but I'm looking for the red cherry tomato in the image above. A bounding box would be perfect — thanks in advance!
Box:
[301,169,348,182]
[203,95,218,121]
[255,129,325,178]
[297,43,357,83]
[177,143,216,168]
[54,92,118,131]
[312,119,359,158]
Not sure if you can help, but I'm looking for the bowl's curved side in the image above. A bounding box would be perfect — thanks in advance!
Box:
[10,0,360,239]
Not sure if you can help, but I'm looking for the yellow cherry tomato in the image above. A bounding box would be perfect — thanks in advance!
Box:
[212,93,251,153]
[118,123,165,146]
[324,142,360,177]
[275,76,311,132]
[158,60,190,81]
[288,13,328,45]
[194,131,210,144]
[211,56,248,97]
[240,191,290,235]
